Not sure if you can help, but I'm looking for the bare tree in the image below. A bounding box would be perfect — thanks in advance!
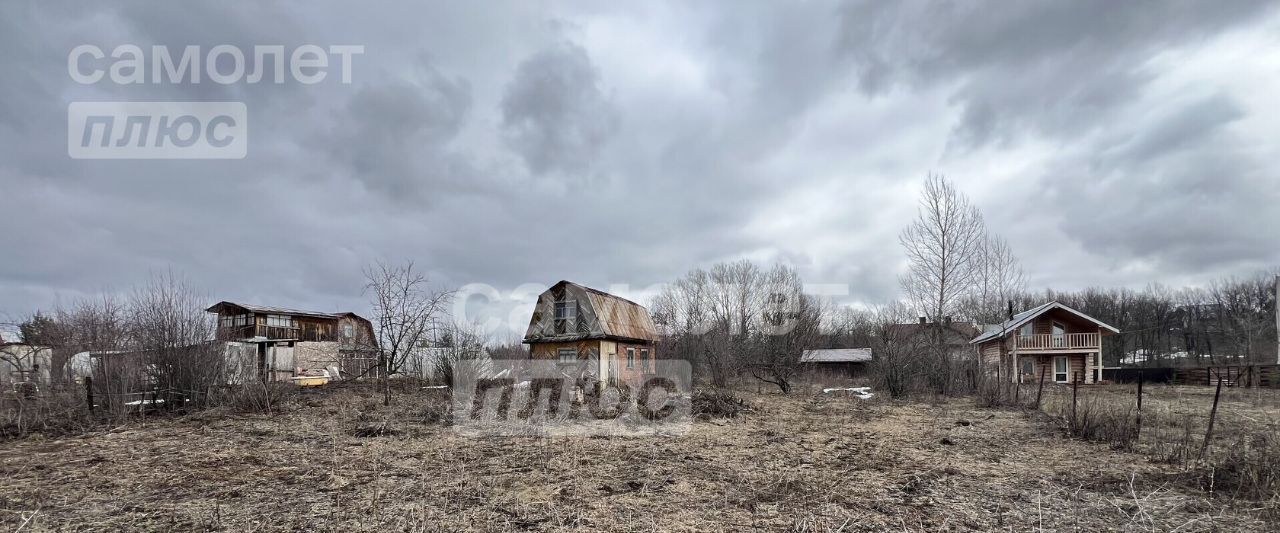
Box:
[899,174,986,394]
[747,264,826,394]
[964,235,1026,324]
[127,271,224,408]
[364,260,455,405]
[867,302,929,398]
[431,321,492,388]
[900,174,987,322]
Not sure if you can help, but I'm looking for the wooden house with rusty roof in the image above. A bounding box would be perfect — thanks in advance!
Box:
[523,281,659,385]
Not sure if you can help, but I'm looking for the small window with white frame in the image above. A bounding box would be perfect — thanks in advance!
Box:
[557,347,577,364]
[640,348,650,372]
[626,347,635,369]
[554,301,577,321]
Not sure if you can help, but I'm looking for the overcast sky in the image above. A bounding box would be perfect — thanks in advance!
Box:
[2,1,1278,335]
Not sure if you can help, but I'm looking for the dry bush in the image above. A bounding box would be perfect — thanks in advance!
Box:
[1037,388,1139,449]
[1199,428,1280,501]
[0,388,95,439]
[421,386,453,425]
[219,381,298,414]
[691,389,751,418]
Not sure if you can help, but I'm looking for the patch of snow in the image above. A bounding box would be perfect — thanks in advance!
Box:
[822,387,874,400]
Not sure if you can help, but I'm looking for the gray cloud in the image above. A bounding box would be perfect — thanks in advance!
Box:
[501,41,618,177]
[1,1,1278,335]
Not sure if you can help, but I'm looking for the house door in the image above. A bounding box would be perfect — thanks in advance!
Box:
[1053,356,1069,383]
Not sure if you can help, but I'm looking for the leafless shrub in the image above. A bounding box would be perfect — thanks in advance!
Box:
[0,387,94,439]
[1199,428,1280,501]
[421,387,453,425]
[350,408,400,437]
[431,322,492,389]
[691,389,750,419]
[222,381,297,414]
[867,302,927,398]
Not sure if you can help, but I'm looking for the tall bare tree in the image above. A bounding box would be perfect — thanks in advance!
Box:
[900,174,987,321]
[364,260,455,405]
[899,174,986,394]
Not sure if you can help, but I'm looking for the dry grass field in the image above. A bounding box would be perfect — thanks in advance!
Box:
[0,382,1277,532]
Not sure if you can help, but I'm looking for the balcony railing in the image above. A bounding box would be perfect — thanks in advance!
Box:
[220,324,313,341]
[1016,332,1099,351]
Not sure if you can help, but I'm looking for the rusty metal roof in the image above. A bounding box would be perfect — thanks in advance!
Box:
[523,281,658,344]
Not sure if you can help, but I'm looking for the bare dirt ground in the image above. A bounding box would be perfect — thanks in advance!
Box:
[0,383,1274,532]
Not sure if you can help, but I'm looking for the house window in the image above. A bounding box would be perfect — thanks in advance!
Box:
[1051,322,1066,347]
[554,301,577,320]
[626,347,635,369]
[1019,322,1034,336]
[220,314,250,328]
[266,315,294,327]
[640,349,650,372]
[557,348,577,364]
[1054,356,1069,383]
[1021,358,1034,376]
[342,323,354,337]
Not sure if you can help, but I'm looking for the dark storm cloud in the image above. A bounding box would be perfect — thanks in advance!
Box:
[322,60,477,201]
[1,0,1278,332]
[501,40,618,177]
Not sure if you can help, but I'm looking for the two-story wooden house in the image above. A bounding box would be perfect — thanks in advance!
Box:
[971,301,1119,384]
[523,281,659,386]
[206,301,377,380]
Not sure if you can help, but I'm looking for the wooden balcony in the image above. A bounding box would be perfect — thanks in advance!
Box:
[219,324,318,341]
[1016,333,1100,351]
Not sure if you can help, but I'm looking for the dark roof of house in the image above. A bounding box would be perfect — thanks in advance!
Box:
[206,301,368,322]
[969,301,1120,344]
[801,348,872,363]
[887,321,981,342]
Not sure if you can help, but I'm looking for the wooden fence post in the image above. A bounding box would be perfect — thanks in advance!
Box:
[1071,373,1079,430]
[85,376,94,414]
[1135,370,1143,439]
[1199,378,1224,461]
[1035,366,1046,410]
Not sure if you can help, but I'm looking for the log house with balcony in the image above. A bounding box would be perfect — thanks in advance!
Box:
[971,301,1120,384]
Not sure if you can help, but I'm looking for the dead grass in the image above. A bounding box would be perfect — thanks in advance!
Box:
[0,383,1274,531]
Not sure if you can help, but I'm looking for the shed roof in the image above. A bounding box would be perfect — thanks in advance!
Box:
[801,348,872,363]
[969,301,1120,344]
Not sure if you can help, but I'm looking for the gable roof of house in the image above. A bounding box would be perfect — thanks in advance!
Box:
[969,301,1120,344]
[887,321,981,342]
[800,348,872,363]
[523,280,659,344]
[206,301,368,322]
